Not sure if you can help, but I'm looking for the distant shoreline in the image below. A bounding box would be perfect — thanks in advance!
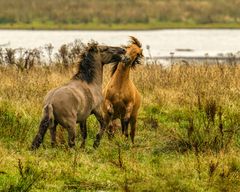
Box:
[0,22,240,30]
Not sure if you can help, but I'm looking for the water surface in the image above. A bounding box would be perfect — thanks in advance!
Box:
[1,29,240,57]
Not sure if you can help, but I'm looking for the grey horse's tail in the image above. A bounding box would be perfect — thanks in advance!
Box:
[31,104,54,150]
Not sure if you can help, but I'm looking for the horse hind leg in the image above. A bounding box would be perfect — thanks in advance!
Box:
[50,121,58,147]
[31,117,50,150]
[31,105,53,150]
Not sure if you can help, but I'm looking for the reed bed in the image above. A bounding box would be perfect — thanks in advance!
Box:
[1,51,240,191]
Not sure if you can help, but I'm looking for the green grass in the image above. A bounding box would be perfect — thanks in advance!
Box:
[0,21,240,30]
[1,101,240,191]
[1,63,240,191]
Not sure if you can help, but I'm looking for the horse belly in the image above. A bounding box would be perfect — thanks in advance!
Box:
[76,109,91,122]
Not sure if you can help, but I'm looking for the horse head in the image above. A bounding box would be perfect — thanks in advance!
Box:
[73,41,126,83]
[98,45,126,65]
[123,36,144,68]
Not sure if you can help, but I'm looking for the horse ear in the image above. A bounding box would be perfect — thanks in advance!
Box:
[89,45,98,52]
[121,45,128,49]
[129,36,142,48]
[87,41,98,52]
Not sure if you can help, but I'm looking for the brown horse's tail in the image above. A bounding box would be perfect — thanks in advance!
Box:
[31,104,54,150]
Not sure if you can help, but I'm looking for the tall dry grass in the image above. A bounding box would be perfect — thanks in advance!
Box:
[1,60,240,191]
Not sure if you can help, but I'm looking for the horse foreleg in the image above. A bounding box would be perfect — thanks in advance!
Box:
[105,100,114,117]
[57,126,66,145]
[120,119,125,135]
[66,122,76,148]
[93,108,109,148]
[80,120,87,148]
[130,117,137,144]
[104,100,115,138]
[121,118,129,138]
[107,119,116,139]
[123,103,133,138]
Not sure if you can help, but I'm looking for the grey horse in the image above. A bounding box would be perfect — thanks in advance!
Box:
[31,42,125,150]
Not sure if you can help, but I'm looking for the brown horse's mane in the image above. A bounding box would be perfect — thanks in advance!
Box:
[72,41,98,83]
[111,36,143,76]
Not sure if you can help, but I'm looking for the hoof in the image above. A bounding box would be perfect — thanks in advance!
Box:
[30,145,37,151]
[51,142,56,148]
[93,140,100,149]
[30,142,40,151]
[68,143,75,148]
[107,131,114,140]
[80,142,85,149]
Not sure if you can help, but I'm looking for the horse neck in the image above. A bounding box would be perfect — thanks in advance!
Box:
[92,62,103,88]
[112,62,130,85]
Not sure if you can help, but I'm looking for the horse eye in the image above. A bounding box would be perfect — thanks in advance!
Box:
[99,47,108,52]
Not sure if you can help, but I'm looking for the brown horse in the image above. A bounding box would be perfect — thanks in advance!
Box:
[31,42,126,150]
[100,36,143,144]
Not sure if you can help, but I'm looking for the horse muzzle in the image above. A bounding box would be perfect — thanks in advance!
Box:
[122,55,131,64]
[118,48,126,54]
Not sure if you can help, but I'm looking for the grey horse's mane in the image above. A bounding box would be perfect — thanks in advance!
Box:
[111,36,143,76]
[72,41,98,83]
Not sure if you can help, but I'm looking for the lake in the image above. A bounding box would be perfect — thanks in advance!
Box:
[1,29,240,58]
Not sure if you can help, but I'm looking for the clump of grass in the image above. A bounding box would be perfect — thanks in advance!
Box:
[5,48,16,65]
[1,159,45,192]
[0,101,36,145]
[178,98,240,153]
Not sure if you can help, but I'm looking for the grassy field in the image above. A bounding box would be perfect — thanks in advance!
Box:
[0,0,240,30]
[1,22,240,30]
[1,58,240,191]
